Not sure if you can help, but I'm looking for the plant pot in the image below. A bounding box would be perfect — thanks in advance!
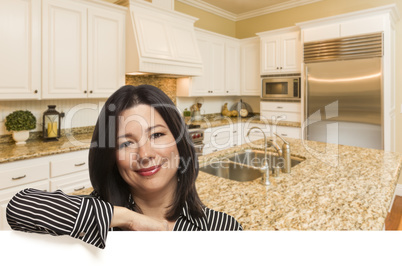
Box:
[12,130,30,145]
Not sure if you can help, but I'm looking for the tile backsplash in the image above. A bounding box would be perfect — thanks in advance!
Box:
[0,99,105,136]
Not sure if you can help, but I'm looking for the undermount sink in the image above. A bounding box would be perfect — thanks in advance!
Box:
[200,161,262,182]
[227,150,303,169]
[200,150,304,182]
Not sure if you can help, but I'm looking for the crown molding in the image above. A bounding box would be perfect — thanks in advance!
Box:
[177,0,323,21]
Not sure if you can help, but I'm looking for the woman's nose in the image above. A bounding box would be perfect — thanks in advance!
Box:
[137,138,156,160]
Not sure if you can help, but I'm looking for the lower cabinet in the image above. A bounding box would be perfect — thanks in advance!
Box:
[0,149,91,230]
[203,123,241,155]
[202,122,301,155]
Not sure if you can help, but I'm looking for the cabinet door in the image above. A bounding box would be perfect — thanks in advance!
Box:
[241,38,260,96]
[261,36,280,74]
[88,7,125,98]
[281,32,301,73]
[225,41,240,95]
[42,0,88,99]
[0,0,41,99]
[210,40,225,95]
[191,38,210,96]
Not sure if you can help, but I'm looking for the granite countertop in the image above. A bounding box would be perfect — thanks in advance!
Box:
[196,138,402,230]
[189,115,301,129]
[0,132,93,164]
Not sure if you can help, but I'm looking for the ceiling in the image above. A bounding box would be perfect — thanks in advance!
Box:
[177,0,322,20]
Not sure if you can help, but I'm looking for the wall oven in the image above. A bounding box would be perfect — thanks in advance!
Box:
[261,74,301,100]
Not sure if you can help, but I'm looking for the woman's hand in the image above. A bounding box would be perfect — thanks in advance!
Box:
[110,206,169,231]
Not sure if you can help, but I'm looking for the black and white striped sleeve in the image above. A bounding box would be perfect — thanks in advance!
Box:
[6,188,113,249]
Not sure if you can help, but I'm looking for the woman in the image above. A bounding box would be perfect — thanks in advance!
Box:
[6,85,242,249]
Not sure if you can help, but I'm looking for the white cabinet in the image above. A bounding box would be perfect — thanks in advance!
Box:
[49,150,91,193]
[0,0,41,100]
[225,40,241,95]
[42,0,125,99]
[176,29,241,97]
[302,15,386,43]
[0,149,91,230]
[258,27,301,75]
[260,101,301,123]
[240,37,260,96]
[194,32,225,96]
[87,6,126,98]
[203,123,240,155]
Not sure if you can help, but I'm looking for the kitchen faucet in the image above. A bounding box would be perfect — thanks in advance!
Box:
[272,133,291,174]
[246,127,270,186]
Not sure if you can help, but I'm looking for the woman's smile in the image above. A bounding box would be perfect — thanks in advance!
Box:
[135,165,162,177]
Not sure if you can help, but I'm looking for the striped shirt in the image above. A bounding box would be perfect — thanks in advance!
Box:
[6,188,242,249]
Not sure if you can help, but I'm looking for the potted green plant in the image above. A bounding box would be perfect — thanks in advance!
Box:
[5,110,37,145]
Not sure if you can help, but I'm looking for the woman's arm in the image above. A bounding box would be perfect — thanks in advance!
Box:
[6,188,113,249]
[111,206,168,231]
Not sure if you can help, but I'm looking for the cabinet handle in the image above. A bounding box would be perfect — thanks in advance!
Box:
[276,67,279,69]
[280,67,283,69]
[75,162,86,167]
[213,134,218,137]
[212,149,218,152]
[281,133,288,136]
[89,90,93,94]
[74,186,85,191]
[277,106,283,109]
[233,130,237,133]
[84,90,87,94]
[34,90,38,94]
[12,175,26,180]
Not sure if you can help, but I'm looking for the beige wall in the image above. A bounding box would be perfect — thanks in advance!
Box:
[174,1,236,37]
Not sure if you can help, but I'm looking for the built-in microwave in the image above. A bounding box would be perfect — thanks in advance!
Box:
[261,74,301,100]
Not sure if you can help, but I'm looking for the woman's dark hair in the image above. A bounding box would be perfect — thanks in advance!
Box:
[89,84,204,221]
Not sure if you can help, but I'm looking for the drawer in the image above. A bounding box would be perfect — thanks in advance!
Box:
[261,111,300,122]
[0,180,50,230]
[50,153,88,178]
[0,162,49,190]
[260,102,301,113]
[50,171,91,194]
[275,126,301,139]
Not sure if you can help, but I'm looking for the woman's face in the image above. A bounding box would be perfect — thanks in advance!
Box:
[116,104,180,198]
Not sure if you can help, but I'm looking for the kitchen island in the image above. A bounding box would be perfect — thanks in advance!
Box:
[196,138,402,230]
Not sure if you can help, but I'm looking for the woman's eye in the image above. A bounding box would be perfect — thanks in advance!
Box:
[119,141,134,149]
[150,132,165,139]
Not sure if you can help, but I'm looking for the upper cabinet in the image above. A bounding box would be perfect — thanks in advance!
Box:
[42,0,126,99]
[240,37,260,96]
[0,0,126,100]
[257,27,301,75]
[176,29,240,96]
[300,15,389,43]
[0,0,41,100]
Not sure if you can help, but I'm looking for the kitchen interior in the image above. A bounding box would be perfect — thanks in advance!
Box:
[1,0,402,257]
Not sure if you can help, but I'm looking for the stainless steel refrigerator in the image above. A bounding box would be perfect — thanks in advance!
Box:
[304,33,383,150]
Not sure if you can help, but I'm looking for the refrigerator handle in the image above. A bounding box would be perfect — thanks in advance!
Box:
[304,65,308,129]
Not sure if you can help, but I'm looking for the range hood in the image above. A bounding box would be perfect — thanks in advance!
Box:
[125,0,203,76]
